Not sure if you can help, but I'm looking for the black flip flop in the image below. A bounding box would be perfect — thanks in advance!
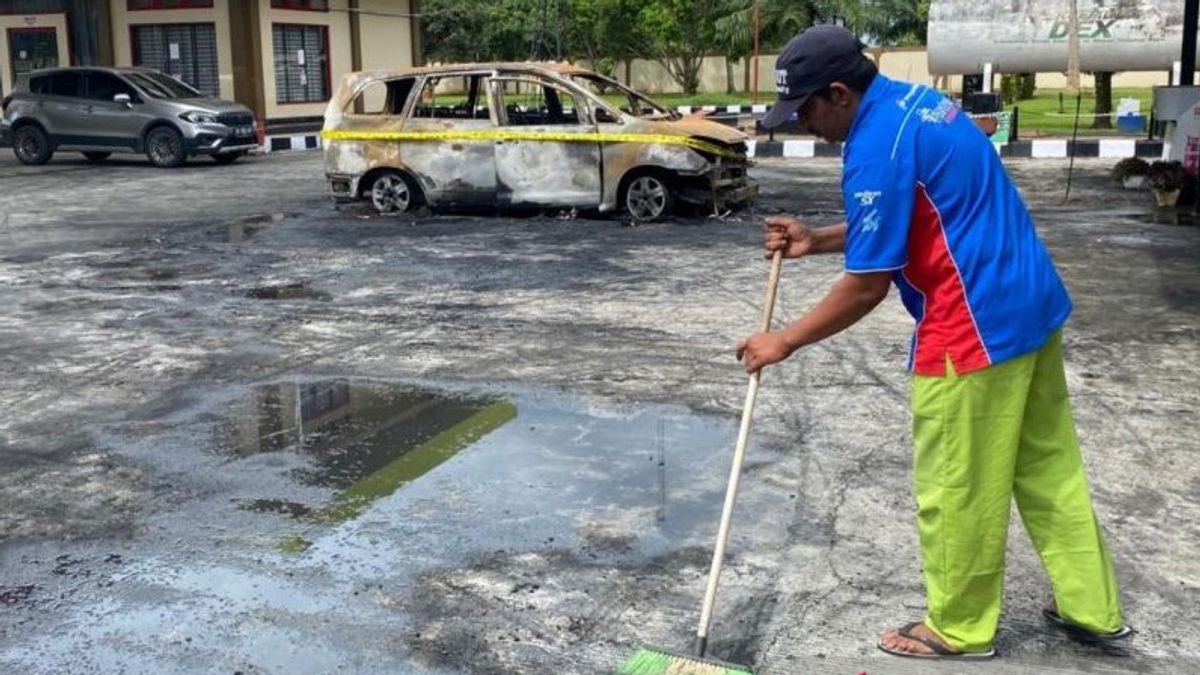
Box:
[1042,607,1134,642]
[877,621,997,659]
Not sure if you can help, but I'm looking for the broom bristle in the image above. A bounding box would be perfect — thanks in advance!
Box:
[616,646,754,675]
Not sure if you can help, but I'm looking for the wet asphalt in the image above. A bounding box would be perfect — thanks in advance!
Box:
[0,149,1197,674]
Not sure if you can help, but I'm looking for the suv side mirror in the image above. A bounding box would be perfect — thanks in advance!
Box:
[113,93,132,106]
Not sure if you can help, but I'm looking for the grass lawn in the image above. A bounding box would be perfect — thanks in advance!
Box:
[429,84,1155,139]
[636,88,1154,138]
[1002,87,1153,138]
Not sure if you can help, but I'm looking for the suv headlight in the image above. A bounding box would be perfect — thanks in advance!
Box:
[180,111,217,124]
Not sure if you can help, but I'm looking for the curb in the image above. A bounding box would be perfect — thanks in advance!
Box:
[263,133,322,153]
[254,131,1162,162]
[747,139,1163,160]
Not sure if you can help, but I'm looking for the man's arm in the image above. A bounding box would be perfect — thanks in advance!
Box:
[764,216,847,257]
[736,270,891,373]
[808,222,848,254]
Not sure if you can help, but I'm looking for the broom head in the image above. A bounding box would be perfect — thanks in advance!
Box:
[616,645,754,674]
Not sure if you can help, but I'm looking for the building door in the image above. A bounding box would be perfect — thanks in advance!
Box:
[8,27,59,83]
[131,24,219,97]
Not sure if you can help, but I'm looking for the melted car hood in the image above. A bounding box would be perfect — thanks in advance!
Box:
[634,116,749,145]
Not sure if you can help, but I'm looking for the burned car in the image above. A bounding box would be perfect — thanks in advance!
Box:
[322,63,757,221]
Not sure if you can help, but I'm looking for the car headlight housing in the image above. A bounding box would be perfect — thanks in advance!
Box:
[180,111,217,124]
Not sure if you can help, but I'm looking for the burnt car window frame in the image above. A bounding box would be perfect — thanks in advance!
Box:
[491,74,595,128]
[343,75,417,118]
[407,72,496,123]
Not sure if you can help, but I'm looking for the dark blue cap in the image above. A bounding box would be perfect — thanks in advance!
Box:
[760,25,866,130]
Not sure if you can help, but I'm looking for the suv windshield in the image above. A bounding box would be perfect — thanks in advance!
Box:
[125,71,201,100]
[568,73,678,121]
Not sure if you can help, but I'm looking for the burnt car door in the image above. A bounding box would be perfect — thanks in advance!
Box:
[403,73,497,208]
[492,74,602,208]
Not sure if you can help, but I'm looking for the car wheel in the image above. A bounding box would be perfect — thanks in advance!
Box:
[13,125,53,165]
[369,171,415,214]
[145,126,186,168]
[621,173,673,222]
[212,152,244,165]
[82,151,112,162]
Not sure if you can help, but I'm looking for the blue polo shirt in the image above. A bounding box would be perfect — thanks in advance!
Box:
[842,75,1072,376]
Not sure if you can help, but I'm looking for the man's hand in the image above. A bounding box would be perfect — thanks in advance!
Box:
[765,216,814,259]
[736,331,794,374]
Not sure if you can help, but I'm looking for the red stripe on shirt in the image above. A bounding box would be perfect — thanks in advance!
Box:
[905,186,991,376]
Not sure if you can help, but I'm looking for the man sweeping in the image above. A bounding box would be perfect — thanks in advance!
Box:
[737,25,1131,659]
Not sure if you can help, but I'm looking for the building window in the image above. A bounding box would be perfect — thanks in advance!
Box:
[127,0,214,9]
[131,24,219,96]
[272,24,329,104]
[271,0,329,10]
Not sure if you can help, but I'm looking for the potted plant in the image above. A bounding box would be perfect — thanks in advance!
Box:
[1148,160,1185,207]
[1112,157,1150,189]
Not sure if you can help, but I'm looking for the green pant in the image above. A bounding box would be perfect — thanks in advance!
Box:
[911,330,1123,652]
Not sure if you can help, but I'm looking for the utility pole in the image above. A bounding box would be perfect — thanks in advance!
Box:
[1184,0,1198,86]
[752,0,761,104]
[1065,0,1080,94]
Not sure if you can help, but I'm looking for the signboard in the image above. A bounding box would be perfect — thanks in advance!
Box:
[929,0,1190,74]
[169,43,180,60]
[969,111,1013,144]
[1170,100,1200,173]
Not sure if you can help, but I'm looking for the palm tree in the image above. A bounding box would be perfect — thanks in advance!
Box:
[714,0,812,95]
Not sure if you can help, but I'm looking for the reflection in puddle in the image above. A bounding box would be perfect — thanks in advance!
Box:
[229,381,517,522]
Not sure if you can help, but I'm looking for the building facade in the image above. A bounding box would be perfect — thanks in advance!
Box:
[0,0,420,135]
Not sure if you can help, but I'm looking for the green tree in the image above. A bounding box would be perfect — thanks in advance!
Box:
[564,0,648,82]
[637,0,727,94]
[421,0,540,63]
[713,1,812,92]
[855,0,929,46]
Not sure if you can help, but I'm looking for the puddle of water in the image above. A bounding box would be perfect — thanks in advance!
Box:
[226,381,517,522]
[125,268,179,281]
[227,213,287,242]
[245,283,330,301]
[92,284,183,293]
[0,381,753,674]
[227,223,265,242]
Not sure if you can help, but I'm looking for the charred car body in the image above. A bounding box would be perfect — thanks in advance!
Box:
[322,63,757,220]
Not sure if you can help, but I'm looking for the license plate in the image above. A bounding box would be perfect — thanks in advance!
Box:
[235,126,253,137]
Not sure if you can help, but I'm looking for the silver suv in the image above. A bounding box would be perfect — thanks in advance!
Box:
[0,67,257,167]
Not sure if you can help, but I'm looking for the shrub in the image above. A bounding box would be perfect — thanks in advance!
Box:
[1112,157,1150,180]
[1148,160,1185,192]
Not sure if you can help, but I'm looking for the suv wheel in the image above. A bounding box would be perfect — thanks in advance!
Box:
[83,152,112,163]
[13,125,53,165]
[145,127,186,168]
[621,173,673,222]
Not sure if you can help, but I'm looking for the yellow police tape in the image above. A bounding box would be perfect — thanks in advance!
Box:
[319,129,743,159]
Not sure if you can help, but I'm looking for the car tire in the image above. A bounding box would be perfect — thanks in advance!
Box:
[212,152,244,165]
[620,172,674,222]
[145,126,186,168]
[82,152,112,163]
[368,170,418,214]
[13,125,53,165]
